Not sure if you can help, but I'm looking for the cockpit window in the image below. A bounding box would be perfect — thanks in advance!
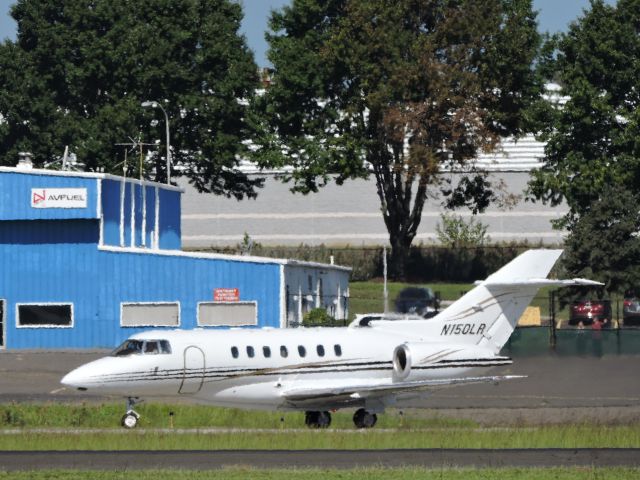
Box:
[159,340,172,354]
[111,339,171,356]
[144,341,159,354]
[112,340,143,356]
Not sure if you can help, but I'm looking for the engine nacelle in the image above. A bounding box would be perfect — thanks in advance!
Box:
[392,342,500,381]
[392,342,441,380]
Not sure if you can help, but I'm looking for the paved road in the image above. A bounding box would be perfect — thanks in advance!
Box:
[0,449,638,470]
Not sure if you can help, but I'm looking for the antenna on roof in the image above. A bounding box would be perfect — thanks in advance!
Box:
[116,135,154,180]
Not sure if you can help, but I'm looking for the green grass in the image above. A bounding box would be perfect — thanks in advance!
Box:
[349,281,472,318]
[0,403,637,450]
[0,403,474,430]
[1,424,638,450]
[0,469,639,480]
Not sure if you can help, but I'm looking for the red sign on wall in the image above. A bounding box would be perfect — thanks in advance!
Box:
[214,288,240,302]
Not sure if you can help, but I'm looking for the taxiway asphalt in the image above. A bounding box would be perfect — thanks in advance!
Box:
[0,448,639,470]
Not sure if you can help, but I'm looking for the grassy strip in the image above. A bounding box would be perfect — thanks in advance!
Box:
[0,425,638,450]
[0,403,476,430]
[349,281,471,317]
[0,468,639,480]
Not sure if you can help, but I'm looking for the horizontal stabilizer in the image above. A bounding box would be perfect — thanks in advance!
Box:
[282,375,526,403]
[484,278,604,287]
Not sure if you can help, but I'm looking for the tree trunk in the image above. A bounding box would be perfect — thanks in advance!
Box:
[388,233,413,280]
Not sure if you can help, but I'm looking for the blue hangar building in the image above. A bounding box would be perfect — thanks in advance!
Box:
[0,166,351,350]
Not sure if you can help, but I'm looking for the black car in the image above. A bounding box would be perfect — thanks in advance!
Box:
[623,297,640,326]
[394,287,439,318]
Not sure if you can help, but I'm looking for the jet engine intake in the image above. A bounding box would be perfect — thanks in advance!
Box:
[392,344,411,380]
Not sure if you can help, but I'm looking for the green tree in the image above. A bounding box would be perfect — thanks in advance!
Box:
[251,0,542,278]
[0,0,262,198]
[528,0,640,289]
[436,213,490,249]
[562,187,640,294]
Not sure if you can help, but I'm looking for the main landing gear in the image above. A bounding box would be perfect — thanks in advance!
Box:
[121,397,140,429]
[353,408,377,429]
[304,409,378,429]
[304,410,332,428]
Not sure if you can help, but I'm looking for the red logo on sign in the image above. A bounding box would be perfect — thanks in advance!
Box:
[32,190,46,205]
[214,288,240,302]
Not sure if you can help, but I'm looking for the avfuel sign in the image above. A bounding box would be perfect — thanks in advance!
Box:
[31,188,87,209]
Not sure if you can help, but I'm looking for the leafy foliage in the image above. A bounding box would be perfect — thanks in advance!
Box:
[252,0,542,278]
[562,187,640,295]
[436,213,490,249]
[302,307,336,326]
[528,0,640,291]
[0,0,262,198]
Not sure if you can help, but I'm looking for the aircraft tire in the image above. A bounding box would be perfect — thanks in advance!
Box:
[304,411,331,428]
[353,408,377,429]
[121,412,139,429]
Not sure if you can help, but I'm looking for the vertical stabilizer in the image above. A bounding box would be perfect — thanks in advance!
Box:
[429,250,563,353]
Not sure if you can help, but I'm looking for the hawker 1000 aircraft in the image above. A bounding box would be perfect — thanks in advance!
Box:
[62,249,599,428]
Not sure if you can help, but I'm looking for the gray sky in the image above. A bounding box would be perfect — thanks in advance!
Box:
[0,0,617,67]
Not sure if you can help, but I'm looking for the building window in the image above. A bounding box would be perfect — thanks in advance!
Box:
[246,346,255,358]
[17,304,73,328]
[298,345,306,357]
[231,346,239,358]
[263,346,271,358]
[121,302,179,327]
[197,302,257,327]
[317,345,325,357]
[334,344,342,357]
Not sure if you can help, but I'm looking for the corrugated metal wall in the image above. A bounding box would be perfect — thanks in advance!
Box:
[0,239,282,349]
[101,179,179,250]
[0,172,98,220]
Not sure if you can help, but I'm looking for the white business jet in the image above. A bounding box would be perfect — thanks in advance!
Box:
[62,249,599,429]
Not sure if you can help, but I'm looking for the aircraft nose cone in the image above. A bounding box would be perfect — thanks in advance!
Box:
[61,366,92,390]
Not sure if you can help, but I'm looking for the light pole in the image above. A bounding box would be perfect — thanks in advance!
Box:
[141,100,171,184]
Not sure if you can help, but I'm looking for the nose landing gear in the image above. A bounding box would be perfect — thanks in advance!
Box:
[304,410,332,428]
[121,397,140,429]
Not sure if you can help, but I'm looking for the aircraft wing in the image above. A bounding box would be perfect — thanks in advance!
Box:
[281,375,525,407]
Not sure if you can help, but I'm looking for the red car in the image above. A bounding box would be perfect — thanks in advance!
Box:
[569,300,612,328]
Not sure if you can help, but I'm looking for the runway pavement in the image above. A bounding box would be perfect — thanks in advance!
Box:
[0,350,638,426]
[0,449,639,470]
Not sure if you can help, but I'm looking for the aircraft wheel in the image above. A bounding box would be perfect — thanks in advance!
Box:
[318,411,331,428]
[305,411,331,428]
[353,408,377,429]
[121,411,139,429]
[305,411,319,428]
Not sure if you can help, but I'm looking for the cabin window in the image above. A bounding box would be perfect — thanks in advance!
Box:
[280,345,288,358]
[246,346,255,358]
[17,303,73,328]
[121,302,179,327]
[298,345,306,357]
[231,346,239,359]
[263,346,271,358]
[317,345,325,357]
[197,302,257,327]
[334,344,342,357]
